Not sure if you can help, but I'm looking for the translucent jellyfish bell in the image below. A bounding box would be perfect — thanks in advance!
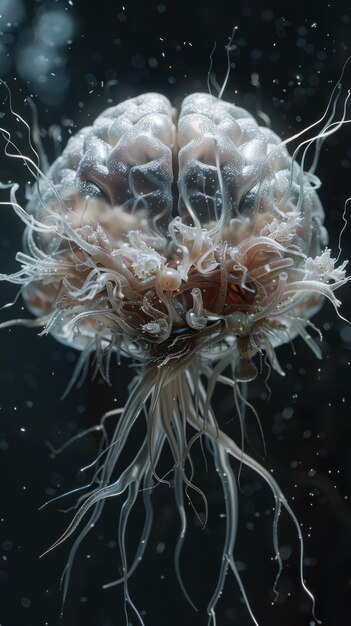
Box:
[23,92,337,365]
[1,90,348,625]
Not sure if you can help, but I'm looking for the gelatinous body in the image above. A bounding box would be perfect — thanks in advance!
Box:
[21,94,340,373]
[1,92,348,624]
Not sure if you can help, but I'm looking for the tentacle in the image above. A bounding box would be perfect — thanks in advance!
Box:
[103,463,156,589]
[208,438,259,626]
[188,409,319,622]
[172,400,198,612]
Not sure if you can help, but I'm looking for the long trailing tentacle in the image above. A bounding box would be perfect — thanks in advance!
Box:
[171,385,198,612]
[40,369,156,612]
[183,366,319,625]
[103,463,156,590]
[183,369,259,624]
[190,405,319,623]
[209,437,259,626]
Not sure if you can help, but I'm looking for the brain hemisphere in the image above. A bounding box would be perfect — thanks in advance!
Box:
[21,92,334,371]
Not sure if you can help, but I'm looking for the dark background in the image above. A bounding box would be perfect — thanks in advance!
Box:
[0,1,351,625]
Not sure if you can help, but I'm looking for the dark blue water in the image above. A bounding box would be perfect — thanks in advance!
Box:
[1,1,351,625]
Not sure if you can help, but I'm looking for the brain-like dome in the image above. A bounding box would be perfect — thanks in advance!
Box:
[17,93,345,379]
[29,92,325,242]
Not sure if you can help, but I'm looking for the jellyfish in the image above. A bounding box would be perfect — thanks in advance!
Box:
[0,88,349,625]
